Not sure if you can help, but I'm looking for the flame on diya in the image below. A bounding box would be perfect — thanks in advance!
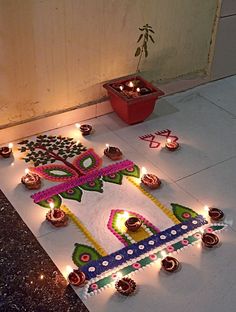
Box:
[141,173,161,189]
[104,144,123,161]
[165,138,179,151]
[46,208,68,227]
[21,170,41,190]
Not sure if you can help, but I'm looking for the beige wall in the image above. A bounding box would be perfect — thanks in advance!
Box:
[0,0,218,127]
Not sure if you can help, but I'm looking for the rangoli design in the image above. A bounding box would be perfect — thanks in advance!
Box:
[107,209,160,246]
[18,134,227,299]
[84,223,226,297]
[139,129,179,148]
[72,244,102,267]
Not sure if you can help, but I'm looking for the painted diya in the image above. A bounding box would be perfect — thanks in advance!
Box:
[115,277,136,296]
[161,256,180,273]
[104,146,123,161]
[46,208,68,227]
[21,172,41,190]
[202,233,219,248]
[125,217,142,232]
[141,173,161,189]
[208,208,224,222]
[68,269,86,286]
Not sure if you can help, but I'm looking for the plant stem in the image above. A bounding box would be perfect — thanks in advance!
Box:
[136,47,143,74]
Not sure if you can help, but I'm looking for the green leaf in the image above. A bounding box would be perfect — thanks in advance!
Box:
[60,187,83,202]
[103,172,123,185]
[135,47,141,57]
[120,165,140,178]
[18,140,29,145]
[171,203,199,222]
[137,34,143,43]
[72,243,102,267]
[149,35,155,43]
[37,195,62,209]
[80,178,103,193]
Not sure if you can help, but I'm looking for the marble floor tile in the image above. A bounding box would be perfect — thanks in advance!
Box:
[1,76,236,312]
[100,93,236,181]
[197,75,236,116]
[177,156,236,230]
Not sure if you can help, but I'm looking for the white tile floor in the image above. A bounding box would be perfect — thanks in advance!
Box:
[1,76,236,312]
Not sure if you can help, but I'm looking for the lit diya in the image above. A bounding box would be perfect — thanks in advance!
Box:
[161,256,180,273]
[139,87,151,95]
[202,233,219,248]
[79,124,93,136]
[208,207,224,222]
[125,217,142,232]
[68,269,86,287]
[165,138,179,151]
[46,208,68,227]
[0,143,13,158]
[104,144,122,161]
[21,170,41,190]
[141,173,161,189]
[115,277,136,296]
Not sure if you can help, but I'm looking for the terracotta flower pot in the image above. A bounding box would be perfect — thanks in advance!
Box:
[103,75,164,125]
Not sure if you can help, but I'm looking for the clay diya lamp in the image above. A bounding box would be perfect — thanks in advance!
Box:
[139,87,151,95]
[68,269,86,287]
[0,146,12,158]
[46,208,68,227]
[202,233,219,248]
[125,81,135,90]
[21,172,41,190]
[125,217,142,232]
[80,124,93,136]
[115,277,136,296]
[104,145,123,161]
[165,138,179,151]
[208,207,224,222]
[112,83,124,93]
[141,173,161,189]
[161,256,180,273]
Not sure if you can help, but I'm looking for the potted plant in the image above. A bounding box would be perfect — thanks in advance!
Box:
[103,24,164,125]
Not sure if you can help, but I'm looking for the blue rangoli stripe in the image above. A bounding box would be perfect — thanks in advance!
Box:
[81,215,207,279]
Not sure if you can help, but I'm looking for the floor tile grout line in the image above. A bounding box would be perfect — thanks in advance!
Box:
[174,155,236,182]
[197,93,236,118]
[173,181,236,233]
[96,116,177,183]
[36,227,60,239]
[99,121,217,209]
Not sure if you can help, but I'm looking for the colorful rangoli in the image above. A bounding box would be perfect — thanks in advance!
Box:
[139,129,179,148]
[18,134,227,298]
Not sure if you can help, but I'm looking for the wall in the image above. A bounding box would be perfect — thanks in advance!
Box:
[0,0,218,127]
[210,0,236,79]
